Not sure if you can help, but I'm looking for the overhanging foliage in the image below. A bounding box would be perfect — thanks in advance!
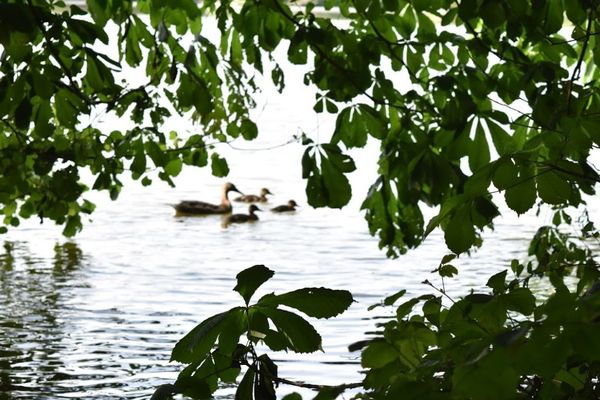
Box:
[1,0,600,399]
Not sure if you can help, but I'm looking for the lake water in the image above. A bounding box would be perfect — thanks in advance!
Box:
[1,20,599,400]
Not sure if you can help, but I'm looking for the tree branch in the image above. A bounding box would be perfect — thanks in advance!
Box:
[570,10,593,84]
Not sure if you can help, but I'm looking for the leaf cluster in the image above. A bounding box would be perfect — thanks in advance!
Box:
[352,213,600,400]
[169,264,354,399]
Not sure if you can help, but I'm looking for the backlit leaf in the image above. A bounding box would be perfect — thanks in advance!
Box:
[210,153,229,177]
[235,367,255,400]
[362,340,397,368]
[258,288,353,319]
[259,307,322,353]
[537,169,571,205]
[234,265,274,305]
[165,158,182,177]
[469,121,490,172]
[171,308,238,364]
[444,208,475,254]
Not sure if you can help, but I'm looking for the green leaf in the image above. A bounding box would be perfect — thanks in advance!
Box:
[499,288,536,315]
[130,148,147,177]
[439,264,458,277]
[543,0,563,34]
[32,72,54,99]
[384,289,407,306]
[282,393,302,400]
[235,367,255,400]
[234,265,274,305]
[398,5,417,38]
[256,354,277,400]
[480,1,505,29]
[396,298,419,319]
[469,121,490,172]
[263,329,290,351]
[193,79,213,116]
[314,145,355,209]
[212,351,240,383]
[425,200,457,238]
[332,107,365,148]
[492,159,519,190]
[258,288,353,319]
[487,120,514,155]
[504,177,537,214]
[362,340,397,368]
[248,309,269,340]
[259,307,322,353]
[444,207,475,254]
[423,297,442,326]
[171,308,237,363]
[145,141,165,167]
[87,0,108,26]
[176,374,213,399]
[332,105,385,147]
[486,270,507,293]
[453,349,520,400]
[313,386,346,400]
[564,0,587,24]
[240,118,258,140]
[288,30,307,64]
[417,12,436,35]
[217,308,247,354]
[320,159,352,208]
[165,158,183,177]
[210,153,229,177]
[306,172,328,208]
[537,169,571,204]
[85,53,105,91]
[14,98,32,130]
[62,215,82,237]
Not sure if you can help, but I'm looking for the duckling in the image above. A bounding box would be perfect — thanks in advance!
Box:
[173,182,242,216]
[234,188,272,203]
[226,204,261,224]
[271,200,298,213]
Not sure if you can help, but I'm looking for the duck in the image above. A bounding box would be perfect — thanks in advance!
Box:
[271,200,298,213]
[234,188,273,203]
[225,204,261,224]
[173,182,242,216]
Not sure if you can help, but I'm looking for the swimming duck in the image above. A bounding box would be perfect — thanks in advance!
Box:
[234,188,273,203]
[271,200,298,213]
[173,182,242,215]
[226,204,261,224]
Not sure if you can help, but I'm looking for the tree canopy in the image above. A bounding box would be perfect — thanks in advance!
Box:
[1,0,600,399]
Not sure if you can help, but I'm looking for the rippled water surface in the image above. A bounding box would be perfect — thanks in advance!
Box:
[1,43,598,399]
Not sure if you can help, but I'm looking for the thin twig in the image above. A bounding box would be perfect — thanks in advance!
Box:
[546,30,600,45]
[570,11,594,84]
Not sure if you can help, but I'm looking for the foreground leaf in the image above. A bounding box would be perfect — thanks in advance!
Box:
[258,288,353,319]
[258,307,322,353]
[234,265,275,305]
[171,308,239,364]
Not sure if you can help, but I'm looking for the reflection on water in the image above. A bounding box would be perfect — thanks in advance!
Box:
[0,242,83,397]
[0,242,185,399]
